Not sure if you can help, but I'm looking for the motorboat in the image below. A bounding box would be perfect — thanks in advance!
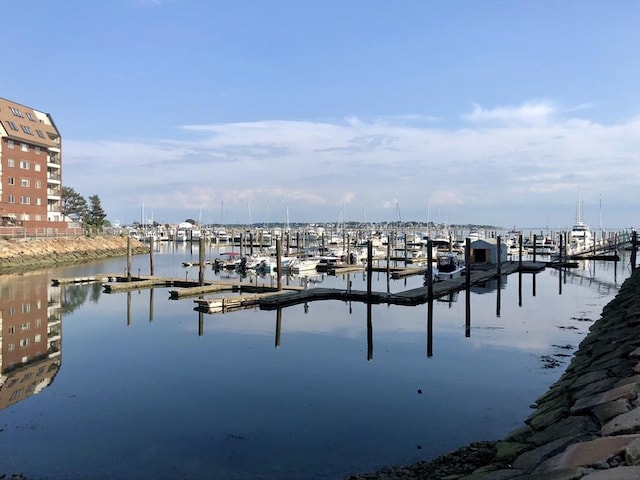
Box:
[435,253,465,280]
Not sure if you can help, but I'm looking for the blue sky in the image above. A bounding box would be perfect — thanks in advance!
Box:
[2,0,639,229]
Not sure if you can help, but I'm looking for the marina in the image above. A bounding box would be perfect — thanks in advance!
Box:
[1,237,637,480]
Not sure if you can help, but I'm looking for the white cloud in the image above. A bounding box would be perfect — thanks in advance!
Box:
[462,100,557,125]
[63,101,640,228]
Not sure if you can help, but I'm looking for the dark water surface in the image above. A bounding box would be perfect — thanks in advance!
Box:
[0,243,633,479]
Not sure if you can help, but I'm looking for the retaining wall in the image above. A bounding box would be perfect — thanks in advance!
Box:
[0,236,148,274]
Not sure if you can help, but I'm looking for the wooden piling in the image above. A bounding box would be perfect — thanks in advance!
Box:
[276,238,283,291]
[632,231,637,272]
[149,237,155,276]
[126,236,132,282]
[367,240,373,297]
[518,234,523,268]
[465,238,471,287]
[496,235,502,276]
[427,239,433,300]
[198,236,205,286]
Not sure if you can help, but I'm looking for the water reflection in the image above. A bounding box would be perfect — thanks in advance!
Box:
[0,274,61,410]
[0,250,634,480]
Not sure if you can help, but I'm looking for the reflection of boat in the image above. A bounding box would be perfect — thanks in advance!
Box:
[435,253,464,280]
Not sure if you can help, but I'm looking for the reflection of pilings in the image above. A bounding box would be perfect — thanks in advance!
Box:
[127,291,132,326]
[549,264,623,292]
[559,266,563,295]
[366,302,373,361]
[275,308,282,348]
[518,271,523,307]
[149,288,154,322]
[533,272,537,297]
[496,276,501,317]
[465,286,471,337]
[198,310,204,336]
[427,299,433,357]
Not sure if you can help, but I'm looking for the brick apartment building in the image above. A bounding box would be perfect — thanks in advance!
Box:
[0,97,77,235]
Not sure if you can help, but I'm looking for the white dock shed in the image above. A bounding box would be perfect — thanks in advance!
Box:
[469,238,508,264]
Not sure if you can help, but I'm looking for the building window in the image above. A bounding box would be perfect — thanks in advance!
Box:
[20,338,30,347]
[7,195,15,204]
[8,139,14,148]
[22,320,30,328]
[36,198,42,206]
[35,334,42,343]
[20,161,29,169]
[21,179,30,187]
[35,214,42,221]
[8,326,15,334]
[35,146,41,155]
[7,177,15,185]
[35,180,41,188]
[8,344,16,352]
[21,143,29,152]
[26,112,36,121]
[36,130,45,139]
[7,120,19,131]
[21,196,30,205]
[34,163,41,172]
[21,125,34,135]
[10,107,24,117]
[7,158,15,167]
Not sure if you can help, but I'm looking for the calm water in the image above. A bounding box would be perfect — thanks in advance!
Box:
[0,242,633,479]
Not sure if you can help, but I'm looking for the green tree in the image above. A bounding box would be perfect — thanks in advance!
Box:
[61,187,88,222]
[85,194,107,233]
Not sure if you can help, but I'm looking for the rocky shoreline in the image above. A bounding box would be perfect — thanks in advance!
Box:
[347,267,640,480]
[0,235,148,274]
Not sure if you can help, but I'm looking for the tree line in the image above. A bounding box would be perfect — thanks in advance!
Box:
[61,187,108,234]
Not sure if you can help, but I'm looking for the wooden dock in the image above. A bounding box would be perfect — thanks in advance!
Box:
[52,260,547,314]
[254,261,544,310]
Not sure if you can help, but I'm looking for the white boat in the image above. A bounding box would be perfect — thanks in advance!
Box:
[288,258,320,274]
[569,189,595,252]
[570,221,594,252]
[175,229,188,242]
[435,253,465,280]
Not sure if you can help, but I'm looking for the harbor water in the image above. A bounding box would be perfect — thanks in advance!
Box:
[0,242,634,479]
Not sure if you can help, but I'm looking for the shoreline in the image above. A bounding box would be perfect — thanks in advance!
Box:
[347,267,640,479]
[0,236,148,275]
